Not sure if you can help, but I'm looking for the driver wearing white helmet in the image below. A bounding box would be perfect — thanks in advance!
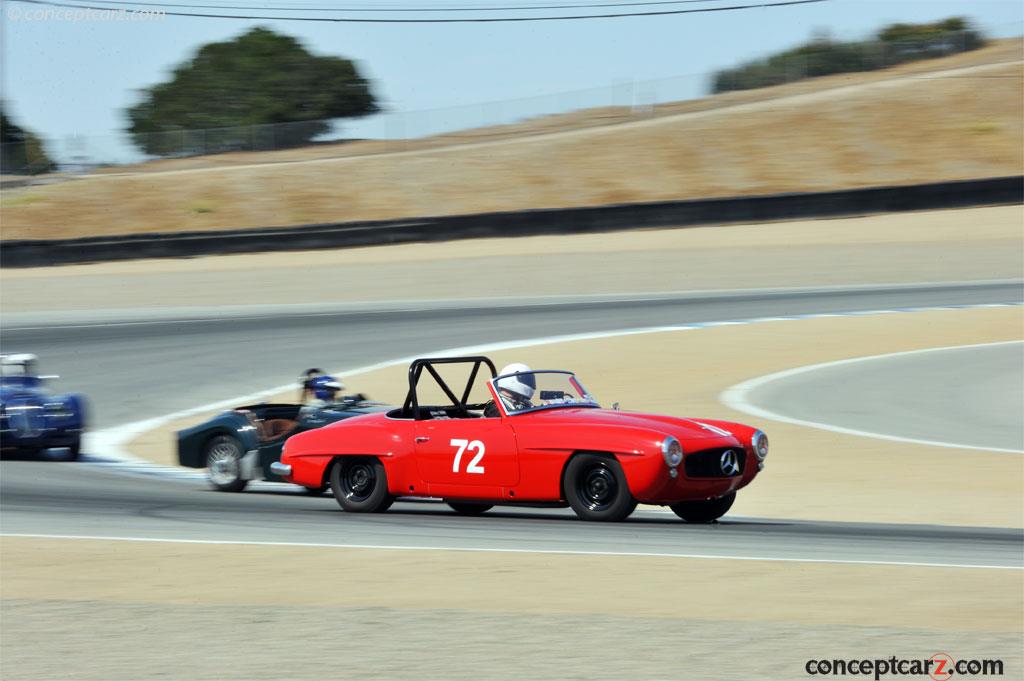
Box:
[483,363,536,417]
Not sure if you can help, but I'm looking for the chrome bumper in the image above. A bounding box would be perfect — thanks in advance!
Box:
[269,461,292,477]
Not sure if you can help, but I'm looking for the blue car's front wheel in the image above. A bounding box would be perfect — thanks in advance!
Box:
[66,435,81,461]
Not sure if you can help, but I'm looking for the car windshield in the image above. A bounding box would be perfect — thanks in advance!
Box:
[492,370,599,415]
[1,359,34,377]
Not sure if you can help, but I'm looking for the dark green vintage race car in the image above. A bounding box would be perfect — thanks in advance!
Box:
[177,395,389,492]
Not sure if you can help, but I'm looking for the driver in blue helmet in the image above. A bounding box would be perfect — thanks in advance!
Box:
[299,370,343,417]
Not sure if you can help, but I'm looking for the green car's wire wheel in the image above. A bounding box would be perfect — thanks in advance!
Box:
[205,435,248,493]
[331,458,393,513]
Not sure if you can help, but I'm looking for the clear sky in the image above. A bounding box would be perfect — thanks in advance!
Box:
[1,0,1021,162]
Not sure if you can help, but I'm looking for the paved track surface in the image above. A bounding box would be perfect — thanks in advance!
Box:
[743,342,1024,452]
[3,462,1021,568]
[2,281,1022,568]
[3,282,1020,428]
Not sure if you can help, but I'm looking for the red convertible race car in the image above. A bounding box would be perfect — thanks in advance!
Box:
[272,356,769,522]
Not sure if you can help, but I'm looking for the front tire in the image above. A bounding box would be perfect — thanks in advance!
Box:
[564,454,637,522]
[670,492,736,523]
[205,435,248,493]
[447,501,493,516]
[67,436,82,462]
[330,458,393,513]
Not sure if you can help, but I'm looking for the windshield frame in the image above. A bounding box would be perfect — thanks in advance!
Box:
[1,355,36,378]
[488,369,600,417]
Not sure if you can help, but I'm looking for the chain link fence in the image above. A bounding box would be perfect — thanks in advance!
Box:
[0,28,1005,178]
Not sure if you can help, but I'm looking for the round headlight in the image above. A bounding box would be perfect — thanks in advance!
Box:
[661,436,683,468]
[752,430,769,461]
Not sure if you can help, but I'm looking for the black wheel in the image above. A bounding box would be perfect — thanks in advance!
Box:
[447,501,493,516]
[330,458,393,513]
[67,436,82,462]
[564,454,637,522]
[204,435,248,493]
[670,492,736,523]
[302,485,328,496]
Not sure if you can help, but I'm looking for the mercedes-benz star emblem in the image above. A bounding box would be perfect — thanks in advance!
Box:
[719,449,740,476]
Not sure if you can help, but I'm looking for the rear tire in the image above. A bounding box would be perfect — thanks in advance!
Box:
[447,501,493,516]
[330,458,393,513]
[205,435,248,493]
[564,454,637,522]
[670,492,736,523]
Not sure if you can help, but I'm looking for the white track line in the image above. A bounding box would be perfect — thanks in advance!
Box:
[7,279,1019,330]
[1,532,1017,570]
[720,340,1024,454]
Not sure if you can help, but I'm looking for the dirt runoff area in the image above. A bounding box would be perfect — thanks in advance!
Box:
[1,42,1021,239]
[129,305,1023,529]
[2,536,1021,681]
[2,205,1022,313]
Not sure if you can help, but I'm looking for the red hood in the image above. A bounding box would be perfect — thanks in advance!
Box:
[514,408,735,441]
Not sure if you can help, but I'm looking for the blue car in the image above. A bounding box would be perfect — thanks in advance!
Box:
[0,354,87,460]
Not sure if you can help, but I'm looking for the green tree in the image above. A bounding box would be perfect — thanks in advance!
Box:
[878,17,968,43]
[1,106,56,175]
[712,16,984,94]
[878,16,982,54]
[127,27,379,156]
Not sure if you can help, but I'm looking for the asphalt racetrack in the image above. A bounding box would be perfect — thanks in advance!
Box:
[1,280,1022,570]
[734,341,1024,452]
[3,461,1021,568]
[3,281,1019,427]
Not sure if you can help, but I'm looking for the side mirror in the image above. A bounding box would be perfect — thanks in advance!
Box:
[612,402,620,411]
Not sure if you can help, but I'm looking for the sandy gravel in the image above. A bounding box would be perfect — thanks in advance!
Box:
[2,205,1021,312]
[7,601,1016,681]
[131,306,1024,528]
[2,537,1020,680]
[5,217,1022,679]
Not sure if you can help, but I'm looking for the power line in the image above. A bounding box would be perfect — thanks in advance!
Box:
[35,0,754,12]
[9,0,830,22]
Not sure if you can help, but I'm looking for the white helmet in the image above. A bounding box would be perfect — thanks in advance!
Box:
[496,363,536,401]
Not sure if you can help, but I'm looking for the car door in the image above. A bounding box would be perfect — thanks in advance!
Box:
[413,416,519,495]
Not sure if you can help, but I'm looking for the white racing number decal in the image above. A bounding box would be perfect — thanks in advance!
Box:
[450,438,486,474]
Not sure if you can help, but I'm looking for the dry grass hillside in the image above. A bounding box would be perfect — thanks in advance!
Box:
[1,39,1021,240]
